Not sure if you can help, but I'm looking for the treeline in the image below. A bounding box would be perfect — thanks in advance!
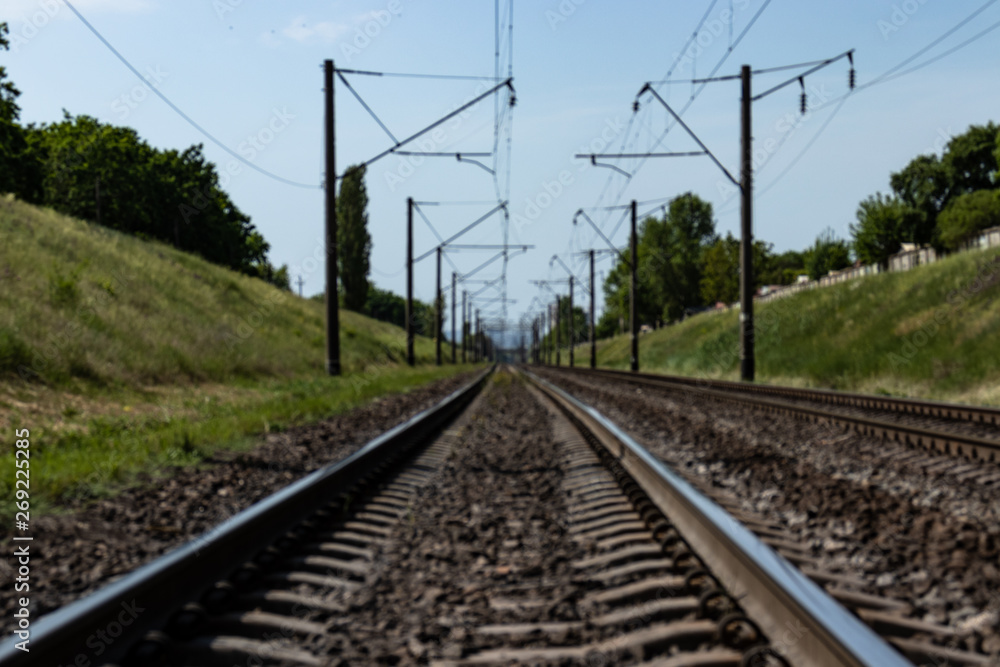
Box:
[0,24,289,289]
[852,122,1000,264]
[596,192,847,337]
[595,121,1000,338]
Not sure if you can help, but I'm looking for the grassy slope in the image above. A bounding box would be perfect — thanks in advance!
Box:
[0,195,432,386]
[0,196,475,511]
[579,247,1000,405]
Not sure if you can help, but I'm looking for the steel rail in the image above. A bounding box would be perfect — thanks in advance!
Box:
[553,367,1000,464]
[582,366,1000,425]
[0,368,492,667]
[524,369,912,667]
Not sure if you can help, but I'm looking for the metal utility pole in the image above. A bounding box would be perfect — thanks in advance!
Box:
[405,197,414,366]
[462,290,467,363]
[475,309,481,362]
[630,200,638,372]
[589,250,596,369]
[571,211,633,370]
[740,65,755,383]
[630,50,853,381]
[555,298,561,367]
[435,246,442,366]
[324,59,340,376]
[451,272,457,363]
[545,305,551,365]
[296,275,305,298]
[568,276,574,367]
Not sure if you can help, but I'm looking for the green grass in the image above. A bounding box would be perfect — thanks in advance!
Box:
[575,247,1000,405]
[0,195,440,386]
[4,365,475,515]
[0,195,480,514]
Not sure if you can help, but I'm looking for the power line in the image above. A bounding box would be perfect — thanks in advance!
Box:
[753,1,1000,198]
[584,0,774,245]
[63,0,317,189]
[336,69,499,81]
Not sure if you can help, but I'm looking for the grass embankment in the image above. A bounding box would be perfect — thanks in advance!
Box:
[0,196,477,513]
[577,247,1000,405]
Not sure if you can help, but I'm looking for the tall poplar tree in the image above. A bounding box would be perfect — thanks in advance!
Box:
[336,164,372,311]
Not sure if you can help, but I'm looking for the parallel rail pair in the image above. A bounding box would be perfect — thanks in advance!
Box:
[551,366,1000,468]
[5,365,977,666]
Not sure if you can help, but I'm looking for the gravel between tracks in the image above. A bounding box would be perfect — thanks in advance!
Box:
[0,371,478,634]
[537,367,1000,657]
[331,373,593,664]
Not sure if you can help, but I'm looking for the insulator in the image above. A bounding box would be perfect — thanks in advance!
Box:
[800,92,807,115]
[632,100,640,113]
[509,94,517,107]
[849,68,856,90]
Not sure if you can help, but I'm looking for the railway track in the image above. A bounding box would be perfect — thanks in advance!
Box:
[1,366,991,665]
[548,366,1000,476]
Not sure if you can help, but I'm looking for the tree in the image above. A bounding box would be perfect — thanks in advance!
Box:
[850,193,923,267]
[700,234,781,305]
[26,113,277,283]
[602,192,717,330]
[885,123,999,249]
[336,164,372,312]
[938,189,1000,250]
[0,23,39,200]
[942,122,998,195]
[889,154,949,243]
[763,249,806,285]
[804,227,852,280]
[700,233,740,305]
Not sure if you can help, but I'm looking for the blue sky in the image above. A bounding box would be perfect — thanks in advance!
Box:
[5,0,1000,338]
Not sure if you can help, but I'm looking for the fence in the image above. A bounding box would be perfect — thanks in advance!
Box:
[755,225,1000,305]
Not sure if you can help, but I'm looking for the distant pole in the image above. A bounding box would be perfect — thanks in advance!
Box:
[435,246,442,366]
[555,298,561,367]
[324,59,340,376]
[406,197,414,366]
[451,272,457,363]
[544,306,549,365]
[547,304,553,365]
[568,276,574,367]
[462,290,467,363]
[630,199,638,372]
[296,275,304,297]
[740,64,755,382]
[589,249,596,369]
[535,318,541,364]
[475,309,481,362]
